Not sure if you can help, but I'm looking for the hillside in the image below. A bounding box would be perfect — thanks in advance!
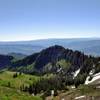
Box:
[10,45,87,74]
[0,45,99,82]
[9,45,100,86]
[8,52,26,60]
[0,45,100,99]
[0,55,13,69]
[0,71,42,100]
[0,71,39,89]
[0,86,42,100]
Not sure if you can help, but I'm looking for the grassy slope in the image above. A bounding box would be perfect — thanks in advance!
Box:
[0,71,39,89]
[56,59,71,69]
[1,71,100,100]
[0,71,42,100]
[0,86,42,100]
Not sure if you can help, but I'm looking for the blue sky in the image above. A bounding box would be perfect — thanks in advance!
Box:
[0,0,100,41]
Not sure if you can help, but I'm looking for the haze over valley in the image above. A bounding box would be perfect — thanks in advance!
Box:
[0,38,100,56]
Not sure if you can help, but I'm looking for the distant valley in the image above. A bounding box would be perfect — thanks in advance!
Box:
[0,38,100,56]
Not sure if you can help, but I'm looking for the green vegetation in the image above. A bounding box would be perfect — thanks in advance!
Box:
[0,71,42,100]
[94,63,100,74]
[13,63,35,74]
[0,70,56,100]
[0,86,42,100]
[1,45,100,99]
[0,71,39,89]
[56,59,71,69]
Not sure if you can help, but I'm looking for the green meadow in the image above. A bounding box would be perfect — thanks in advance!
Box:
[0,71,42,100]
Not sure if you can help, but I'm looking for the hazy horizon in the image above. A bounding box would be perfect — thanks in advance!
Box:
[0,37,100,42]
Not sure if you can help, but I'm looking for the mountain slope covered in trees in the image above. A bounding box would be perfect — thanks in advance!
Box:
[0,55,13,69]
[0,45,100,82]
[10,45,100,79]
[10,45,86,74]
[0,45,100,99]
[8,52,26,60]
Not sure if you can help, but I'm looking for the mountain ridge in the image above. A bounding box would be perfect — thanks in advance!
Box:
[10,45,88,75]
[0,45,100,89]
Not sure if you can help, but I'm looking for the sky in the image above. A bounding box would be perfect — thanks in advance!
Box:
[0,0,100,41]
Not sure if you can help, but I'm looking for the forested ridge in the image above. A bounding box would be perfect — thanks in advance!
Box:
[0,45,100,98]
[10,45,100,75]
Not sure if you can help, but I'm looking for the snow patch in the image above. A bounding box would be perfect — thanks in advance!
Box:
[71,86,75,89]
[57,68,62,72]
[89,70,94,75]
[75,95,86,100]
[85,72,100,85]
[73,69,80,78]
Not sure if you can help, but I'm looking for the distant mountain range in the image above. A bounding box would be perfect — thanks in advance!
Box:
[0,38,100,56]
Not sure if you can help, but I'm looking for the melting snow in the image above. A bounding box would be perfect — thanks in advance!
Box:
[89,69,94,75]
[57,68,62,72]
[73,69,80,78]
[75,95,86,100]
[85,72,100,85]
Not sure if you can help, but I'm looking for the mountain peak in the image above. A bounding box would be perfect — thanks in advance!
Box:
[42,45,65,51]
